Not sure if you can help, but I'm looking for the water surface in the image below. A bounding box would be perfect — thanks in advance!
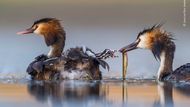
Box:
[0,80,190,107]
[0,0,189,79]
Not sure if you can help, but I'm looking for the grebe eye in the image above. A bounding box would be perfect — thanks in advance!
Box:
[35,25,38,29]
[31,25,38,30]
[137,38,141,43]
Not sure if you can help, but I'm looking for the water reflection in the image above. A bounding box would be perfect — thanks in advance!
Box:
[154,82,173,107]
[175,84,190,97]
[154,82,190,107]
[27,81,108,107]
[26,80,190,107]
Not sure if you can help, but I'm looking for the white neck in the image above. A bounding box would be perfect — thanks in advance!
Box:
[157,50,174,80]
[157,51,166,79]
[47,46,54,58]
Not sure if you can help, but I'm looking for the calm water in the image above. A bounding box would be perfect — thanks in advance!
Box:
[0,1,190,106]
[0,0,190,79]
[0,80,190,107]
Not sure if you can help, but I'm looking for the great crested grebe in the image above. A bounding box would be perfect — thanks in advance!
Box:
[17,18,116,80]
[120,24,190,82]
[17,18,65,58]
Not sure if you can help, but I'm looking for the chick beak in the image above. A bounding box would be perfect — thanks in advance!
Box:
[119,40,139,53]
[17,27,35,35]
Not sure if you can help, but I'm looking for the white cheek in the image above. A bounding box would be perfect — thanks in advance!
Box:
[34,28,40,35]
[34,24,44,35]
[137,35,148,49]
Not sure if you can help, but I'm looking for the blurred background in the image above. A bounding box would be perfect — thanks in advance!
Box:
[0,0,189,79]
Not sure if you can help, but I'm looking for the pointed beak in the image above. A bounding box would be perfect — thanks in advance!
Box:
[119,40,139,53]
[17,28,34,35]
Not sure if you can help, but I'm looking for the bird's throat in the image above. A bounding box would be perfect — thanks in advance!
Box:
[157,50,174,81]
[47,45,63,58]
[46,32,66,58]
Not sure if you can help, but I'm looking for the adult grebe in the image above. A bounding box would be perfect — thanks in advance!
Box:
[120,24,190,82]
[17,18,65,58]
[17,18,116,80]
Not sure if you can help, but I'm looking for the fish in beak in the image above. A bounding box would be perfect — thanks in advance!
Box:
[17,27,35,35]
[119,39,140,53]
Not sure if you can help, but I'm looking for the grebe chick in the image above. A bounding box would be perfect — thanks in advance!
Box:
[27,46,116,80]
[17,18,116,80]
[120,24,190,82]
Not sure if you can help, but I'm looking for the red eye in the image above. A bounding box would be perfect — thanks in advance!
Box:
[35,25,38,29]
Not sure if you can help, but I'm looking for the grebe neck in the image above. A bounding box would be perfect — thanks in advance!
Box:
[47,32,66,58]
[158,47,174,81]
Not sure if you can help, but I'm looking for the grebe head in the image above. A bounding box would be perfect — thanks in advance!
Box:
[120,24,175,60]
[120,24,176,81]
[17,18,66,58]
[17,18,64,46]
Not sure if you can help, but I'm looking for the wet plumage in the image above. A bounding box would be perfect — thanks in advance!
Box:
[18,18,116,80]
[120,24,190,82]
